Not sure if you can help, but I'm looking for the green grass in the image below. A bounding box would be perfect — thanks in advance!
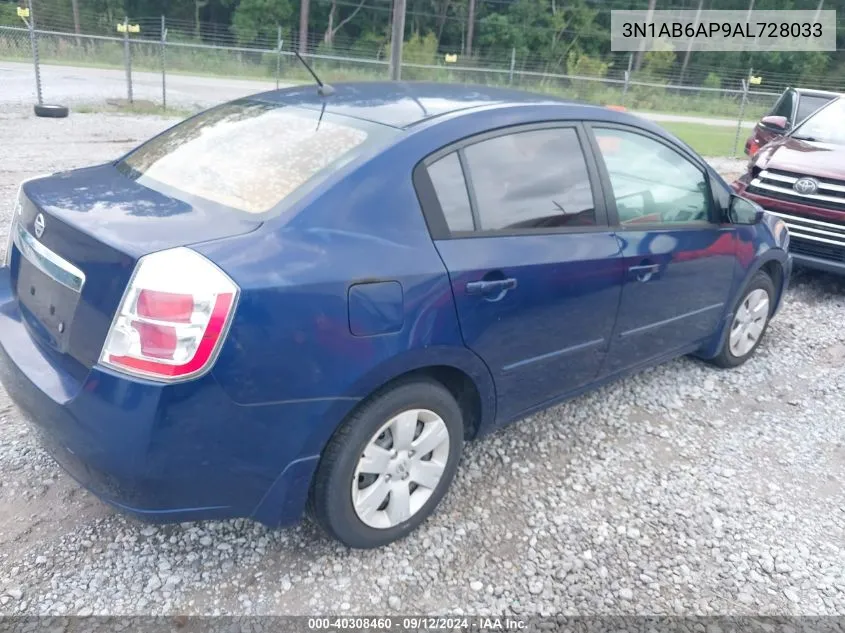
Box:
[659,121,745,157]
[74,99,195,118]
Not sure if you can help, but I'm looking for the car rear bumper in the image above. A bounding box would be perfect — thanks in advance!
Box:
[0,267,333,526]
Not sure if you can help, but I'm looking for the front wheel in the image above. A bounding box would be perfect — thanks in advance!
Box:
[710,270,775,368]
[310,379,464,548]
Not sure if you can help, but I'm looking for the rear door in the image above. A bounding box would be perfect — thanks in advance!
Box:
[586,124,737,375]
[415,123,624,422]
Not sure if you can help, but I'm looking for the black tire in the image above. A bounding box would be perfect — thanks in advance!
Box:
[709,270,775,368]
[310,378,464,549]
[34,104,69,118]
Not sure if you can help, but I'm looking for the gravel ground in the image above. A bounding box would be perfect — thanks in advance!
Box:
[0,106,844,617]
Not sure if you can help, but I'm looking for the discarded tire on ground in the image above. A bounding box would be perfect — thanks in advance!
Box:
[34,104,69,118]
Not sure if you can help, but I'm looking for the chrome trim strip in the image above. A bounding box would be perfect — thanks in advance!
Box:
[780,223,845,240]
[788,231,845,247]
[765,210,845,230]
[14,223,86,293]
[750,179,845,205]
[820,183,845,194]
[760,170,845,194]
[760,170,798,184]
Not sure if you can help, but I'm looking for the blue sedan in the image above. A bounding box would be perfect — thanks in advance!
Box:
[0,82,791,548]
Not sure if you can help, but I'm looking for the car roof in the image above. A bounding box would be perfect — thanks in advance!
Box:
[791,87,842,98]
[250,81,574,129]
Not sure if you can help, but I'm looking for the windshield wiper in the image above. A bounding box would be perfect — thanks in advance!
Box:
[791,135,817,142]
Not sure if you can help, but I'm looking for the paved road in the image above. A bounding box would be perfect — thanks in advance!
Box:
[0,61,755,128]
[0,61,281,109]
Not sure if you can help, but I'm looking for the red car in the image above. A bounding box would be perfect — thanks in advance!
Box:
[744,87,839,157]
[733,96,845,275]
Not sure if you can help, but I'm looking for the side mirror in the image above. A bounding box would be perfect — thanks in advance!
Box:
[760,115,789,132]
[728,195,765,225]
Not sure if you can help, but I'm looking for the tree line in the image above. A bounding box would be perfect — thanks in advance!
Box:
[2,0,843,88]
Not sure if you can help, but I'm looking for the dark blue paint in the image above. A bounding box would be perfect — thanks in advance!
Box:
[434,232,623,421]
[0,83,791,526]
[348,281,405,336]
[605,227,737,373]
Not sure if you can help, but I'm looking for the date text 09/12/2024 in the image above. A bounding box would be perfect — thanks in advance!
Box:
[307,616,528,631]
[620,21,823,39]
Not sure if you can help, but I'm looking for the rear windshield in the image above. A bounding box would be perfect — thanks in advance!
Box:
[117,101,389,214]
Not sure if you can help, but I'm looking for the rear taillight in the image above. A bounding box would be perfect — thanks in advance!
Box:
[4,196,20,267]
[100,247,238,382]
[5,178,37,267]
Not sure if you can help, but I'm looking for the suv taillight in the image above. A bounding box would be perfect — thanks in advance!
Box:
[100,247,238,382]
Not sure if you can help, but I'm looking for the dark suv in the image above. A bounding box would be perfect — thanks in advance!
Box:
[744,87,839,157]
[733,96,845,275]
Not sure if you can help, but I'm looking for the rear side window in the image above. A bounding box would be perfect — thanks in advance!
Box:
[427,153,474,232]
[796,95,833,124]
[118,101,387,215]
[462,128,596,230]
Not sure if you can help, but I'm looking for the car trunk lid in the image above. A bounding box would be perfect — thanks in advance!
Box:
[10,165,261,376]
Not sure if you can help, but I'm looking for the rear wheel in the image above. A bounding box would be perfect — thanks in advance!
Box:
[710,271,774,368]
[310,379,463,548]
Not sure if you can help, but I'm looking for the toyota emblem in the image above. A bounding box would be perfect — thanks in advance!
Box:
[793,177,819,196]
[34,213,45,239]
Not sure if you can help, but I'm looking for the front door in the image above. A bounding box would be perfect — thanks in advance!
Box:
[587,124,737,375]
[418,124,625,422]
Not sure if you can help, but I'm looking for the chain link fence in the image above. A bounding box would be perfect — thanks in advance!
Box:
[0,15,782,156]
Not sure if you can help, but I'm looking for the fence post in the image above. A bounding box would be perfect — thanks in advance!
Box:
[276,25,283,89]
[389,0,407,80]
[508,47,516,85]
[122,17,133,104]
[160,16,167,110]
[621,54,633,106]
[732,69,751,157]
[25,0,43,106]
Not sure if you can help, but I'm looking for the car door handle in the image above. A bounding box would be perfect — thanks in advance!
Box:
[465,278,518,295]
[628,263,660,283]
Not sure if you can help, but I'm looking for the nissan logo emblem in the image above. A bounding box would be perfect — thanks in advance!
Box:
[34,213,45,239]
[793,177,819,196]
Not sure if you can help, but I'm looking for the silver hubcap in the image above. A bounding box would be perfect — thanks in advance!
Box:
[352,409,450,529]
[729,288,770,357]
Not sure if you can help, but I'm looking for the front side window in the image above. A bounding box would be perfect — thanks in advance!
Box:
[461,128,597,231]
[771,90,795,121]
[791,97,845,145]
[795,94,833,125]
[594,128,710,226]
[118,100,389,215]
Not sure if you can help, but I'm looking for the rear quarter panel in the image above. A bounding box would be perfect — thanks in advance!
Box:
[191,124,501,452]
